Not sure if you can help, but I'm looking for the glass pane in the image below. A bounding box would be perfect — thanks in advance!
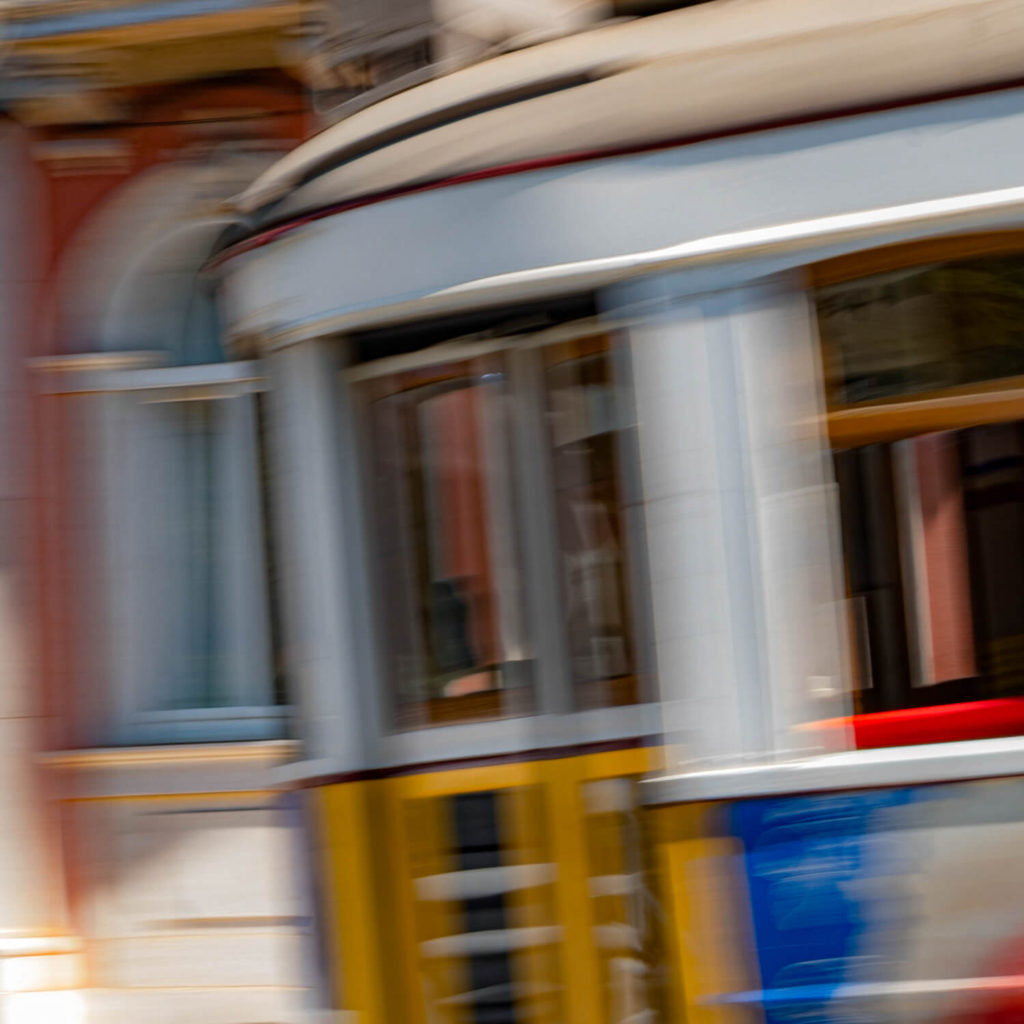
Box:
[543,342,640,709]
[254,393,288,706]
[816,255,1024,744]
[133,395,276,714]
[835,422,1024,718]
[166,399,220,708]
[360,357,533,727]
[817,256,1024,406]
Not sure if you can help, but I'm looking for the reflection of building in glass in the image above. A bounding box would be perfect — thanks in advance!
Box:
[823,261,1024,714]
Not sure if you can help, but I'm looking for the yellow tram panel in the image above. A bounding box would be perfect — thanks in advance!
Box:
[313,747,663,1024]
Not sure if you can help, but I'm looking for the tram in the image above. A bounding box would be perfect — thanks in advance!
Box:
[215,0,1024,1021]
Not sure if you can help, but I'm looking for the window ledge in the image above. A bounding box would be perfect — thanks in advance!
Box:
[375,704,658,771]
[131,706,288,723]
[40,739,299,769]
[34,357,265,396]
[112,709,292,746]
[643,733,1024,806]
[273,706,659,786]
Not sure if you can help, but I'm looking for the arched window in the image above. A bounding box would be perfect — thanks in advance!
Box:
[44,153,285,743]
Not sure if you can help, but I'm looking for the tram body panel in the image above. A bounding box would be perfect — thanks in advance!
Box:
[312,749,659,1024]
[651,778,1024,1023]
[223,86,1024,347]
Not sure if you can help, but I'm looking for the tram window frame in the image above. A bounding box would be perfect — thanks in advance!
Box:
[812,237,1024,749]
[540,336,646,711]
[348,326,653,731]
[355,349,537,729]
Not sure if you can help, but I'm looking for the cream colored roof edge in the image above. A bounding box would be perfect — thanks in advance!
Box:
[234,0,1000,216]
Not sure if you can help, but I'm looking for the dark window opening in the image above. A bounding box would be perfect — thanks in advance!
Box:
[817,254,1024,744]
[350,294,597,365]
[612,0,717,13]
[360,356,535,727]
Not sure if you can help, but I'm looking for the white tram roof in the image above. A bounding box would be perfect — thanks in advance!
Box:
[237,0,1024,226]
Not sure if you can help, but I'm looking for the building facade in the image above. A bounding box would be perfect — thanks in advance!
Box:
[0,0,325,1020]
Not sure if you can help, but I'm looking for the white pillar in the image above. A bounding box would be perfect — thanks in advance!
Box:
[268,339,377,771]
[604,273,851,769]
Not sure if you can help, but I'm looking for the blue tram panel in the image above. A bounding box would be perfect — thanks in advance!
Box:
[714,780,1024,1023]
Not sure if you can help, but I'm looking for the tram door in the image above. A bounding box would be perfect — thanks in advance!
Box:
[322,753,657,1024]
[403,782,561,1024]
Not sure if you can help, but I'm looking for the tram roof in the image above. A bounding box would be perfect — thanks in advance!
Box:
[234,0,1024,228]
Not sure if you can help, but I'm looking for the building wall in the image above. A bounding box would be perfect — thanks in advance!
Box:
[13,74,327,1023]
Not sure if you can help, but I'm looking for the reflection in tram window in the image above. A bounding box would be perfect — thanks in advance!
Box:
[360,357,534,727]
[543,340,640,709]
[836,425,1024,712]
[817,256,1024,406]
[817,256,1024,743]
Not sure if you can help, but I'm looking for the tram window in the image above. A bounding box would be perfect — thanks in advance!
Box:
[817,255,1024,745]
[817,257,1024,406]
[359,356,535,727]
[542,340,641,709]
[835,424,1024,716]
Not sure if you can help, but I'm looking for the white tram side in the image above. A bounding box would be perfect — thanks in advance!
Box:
[217,1,1024,1021]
